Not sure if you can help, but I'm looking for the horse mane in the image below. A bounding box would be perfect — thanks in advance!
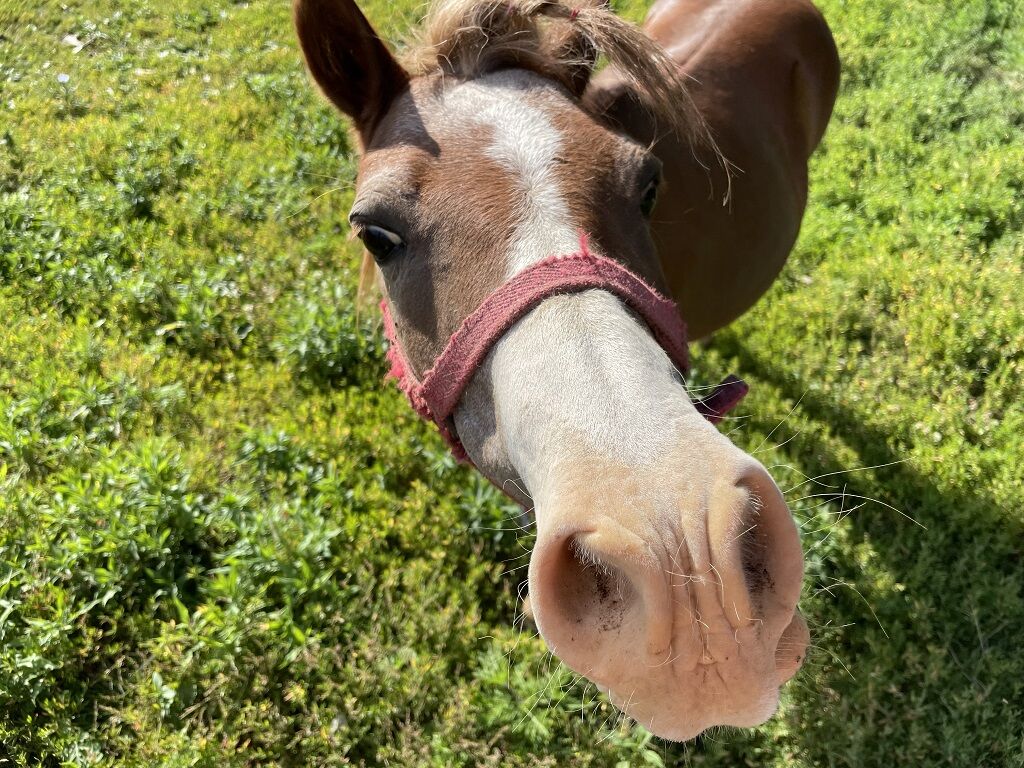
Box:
[402,0,714,148]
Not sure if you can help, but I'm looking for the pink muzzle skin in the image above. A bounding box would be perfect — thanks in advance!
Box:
[380,238,749,478]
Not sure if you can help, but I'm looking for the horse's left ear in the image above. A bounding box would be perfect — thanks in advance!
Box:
[294,0,409,144]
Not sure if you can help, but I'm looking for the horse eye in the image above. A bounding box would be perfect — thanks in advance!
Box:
[357,224,404,263]
[640,178,659,218]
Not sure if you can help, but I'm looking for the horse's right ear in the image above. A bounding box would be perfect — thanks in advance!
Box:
[294,0,409,144]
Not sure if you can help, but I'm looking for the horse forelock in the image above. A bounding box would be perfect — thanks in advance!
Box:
[399,0,714,150]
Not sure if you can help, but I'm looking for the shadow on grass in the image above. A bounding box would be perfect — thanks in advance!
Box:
[700,330,1024,763]
[719,330,1021,550]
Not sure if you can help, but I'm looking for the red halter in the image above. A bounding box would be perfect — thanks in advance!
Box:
[380,240,748,462]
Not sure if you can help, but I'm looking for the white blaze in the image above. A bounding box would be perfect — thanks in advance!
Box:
[443,71,580,276]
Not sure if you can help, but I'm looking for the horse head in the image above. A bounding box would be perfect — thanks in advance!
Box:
[294,0,816,740]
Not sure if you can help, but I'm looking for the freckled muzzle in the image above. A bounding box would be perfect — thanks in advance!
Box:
[380,235,749,474]
[527,457,808,740]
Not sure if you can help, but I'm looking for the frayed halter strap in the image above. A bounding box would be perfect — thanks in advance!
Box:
[381,240,748,462]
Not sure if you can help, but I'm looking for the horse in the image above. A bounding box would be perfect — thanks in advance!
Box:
[293,0,839,741]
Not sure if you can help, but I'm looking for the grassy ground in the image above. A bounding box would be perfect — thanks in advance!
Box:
[1,0,1022,765]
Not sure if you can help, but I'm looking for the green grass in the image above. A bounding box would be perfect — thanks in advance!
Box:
[1,0,1022,765]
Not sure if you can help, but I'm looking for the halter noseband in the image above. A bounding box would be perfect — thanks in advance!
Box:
[381,239,748,462]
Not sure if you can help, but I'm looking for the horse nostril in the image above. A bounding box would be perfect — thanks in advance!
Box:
[739,496,776,609]
[733,473,802,634]
[710,465,804,636]
[528,519,674,677]
[548,534,640,635]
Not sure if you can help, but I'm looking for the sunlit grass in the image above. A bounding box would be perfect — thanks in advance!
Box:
[1,0,1022,765]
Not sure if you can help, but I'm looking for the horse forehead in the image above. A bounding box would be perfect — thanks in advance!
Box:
[432,70,572,134]
[359,72,571,193]
[359,71,638,275]
[375,72,588,159]
[364,70,636,193]
[436,72,586,275]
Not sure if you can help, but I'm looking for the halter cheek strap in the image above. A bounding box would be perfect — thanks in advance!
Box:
[381,245,748,462]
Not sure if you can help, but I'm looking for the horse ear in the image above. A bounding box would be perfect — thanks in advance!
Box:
[293,0,410,143]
